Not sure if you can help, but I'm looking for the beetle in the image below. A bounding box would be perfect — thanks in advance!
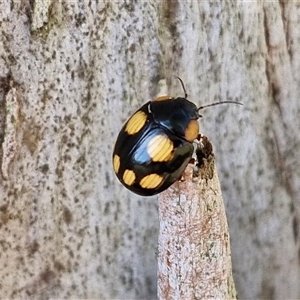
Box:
[112,78,241,196]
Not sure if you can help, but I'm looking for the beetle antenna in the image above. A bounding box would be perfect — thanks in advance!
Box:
[176,76,188,98]
[198,101,243,111]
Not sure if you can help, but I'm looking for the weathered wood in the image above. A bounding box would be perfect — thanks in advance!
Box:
[158,151,236,300]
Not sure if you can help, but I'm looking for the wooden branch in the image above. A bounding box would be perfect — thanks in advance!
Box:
[157,138,236,299]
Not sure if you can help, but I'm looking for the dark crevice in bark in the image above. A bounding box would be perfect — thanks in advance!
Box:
[0,74,12,179]
[158,0,182,83]
[263,8,283,116]
[278,0,293,65]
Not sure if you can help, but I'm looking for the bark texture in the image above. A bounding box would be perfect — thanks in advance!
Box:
[158,159,236,299]
[0,1,299,299]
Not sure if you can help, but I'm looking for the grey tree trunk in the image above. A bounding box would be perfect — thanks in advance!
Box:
[0,1,299,299]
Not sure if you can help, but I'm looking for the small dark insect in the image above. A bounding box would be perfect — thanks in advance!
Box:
[112,77,242,196]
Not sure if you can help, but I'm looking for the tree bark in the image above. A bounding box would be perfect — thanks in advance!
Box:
[158,145,236,299]
[0,1,300,299]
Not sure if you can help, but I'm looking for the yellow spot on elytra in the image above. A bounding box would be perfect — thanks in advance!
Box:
[125,111,147,135]
[147,134,174,162]
[140,174,163,189]
[153,95,173,102]
[113,154,120,173]
[123,169,136,186]
[185,120,199,142]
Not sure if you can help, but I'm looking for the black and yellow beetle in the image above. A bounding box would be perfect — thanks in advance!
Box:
[112,78,241,196]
